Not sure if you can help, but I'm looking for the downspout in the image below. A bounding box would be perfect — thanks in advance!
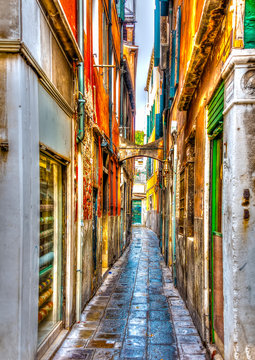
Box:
[76,0,84,322]
[120,2,124,137]
[171,126,177,286]
[108,0,113,151]
[77,0,85,143]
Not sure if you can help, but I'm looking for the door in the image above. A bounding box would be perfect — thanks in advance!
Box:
[92,188,98,271]
[132,200,142,225]
[210,134,224,351]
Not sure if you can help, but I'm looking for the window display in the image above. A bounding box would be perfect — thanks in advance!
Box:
[38,153,63,345]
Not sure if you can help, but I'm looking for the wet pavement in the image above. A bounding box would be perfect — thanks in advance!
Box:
[53,227,206,360]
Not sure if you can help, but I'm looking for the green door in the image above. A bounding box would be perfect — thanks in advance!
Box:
[210,135,224,349]
[208,82,224,351]
[132,200,142,225]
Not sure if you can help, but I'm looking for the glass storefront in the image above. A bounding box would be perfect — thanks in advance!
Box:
[38,153,64,345]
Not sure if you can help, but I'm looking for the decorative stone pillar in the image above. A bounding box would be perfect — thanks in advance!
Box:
[222,49,255,360]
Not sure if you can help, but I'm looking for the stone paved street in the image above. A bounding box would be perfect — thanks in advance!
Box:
[53,228,206,360]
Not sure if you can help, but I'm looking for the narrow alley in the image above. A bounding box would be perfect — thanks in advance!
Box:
[1,0,255,359]
[52,228,206,360]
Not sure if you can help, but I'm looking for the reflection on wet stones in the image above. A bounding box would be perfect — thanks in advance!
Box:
[53,228,206,360]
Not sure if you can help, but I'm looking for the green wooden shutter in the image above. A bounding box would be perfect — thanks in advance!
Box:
[244,0,255,48]
[116,0,125,21]
[175,6,181,87]
[169,30,176,99]
[207,82,224,138]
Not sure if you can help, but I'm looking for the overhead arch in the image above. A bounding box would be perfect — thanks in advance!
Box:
[119,136,164,163]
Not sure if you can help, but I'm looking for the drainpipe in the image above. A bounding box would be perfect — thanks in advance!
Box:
[171,123,177,286]
[108,0,113,152]
[76,0,84,322]
[77,0,85,143]
[120,2,124,137]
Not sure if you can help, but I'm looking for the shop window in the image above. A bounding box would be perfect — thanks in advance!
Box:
[179,169,185,234]
[38,153,64,345]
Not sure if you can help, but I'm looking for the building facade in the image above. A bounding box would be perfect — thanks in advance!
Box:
[0,0,136,359]
[154,0,255,358]
[145,51,164,240]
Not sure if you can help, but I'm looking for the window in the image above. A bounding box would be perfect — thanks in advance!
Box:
[116,69,119,121]
[102,10,108,89]
[149,195,153,210]
[179,170,185,234]
[110,161,114,215]
[38,153,64,345]
[112,52,115,106]
[93,140,99,185]
[116,170,118,214]
[92,0,99,65]
[186,140,195,237]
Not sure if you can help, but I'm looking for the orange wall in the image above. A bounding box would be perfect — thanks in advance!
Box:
[59,0,77,39]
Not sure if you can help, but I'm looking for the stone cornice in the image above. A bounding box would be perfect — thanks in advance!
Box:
[178,0,226,111]
[221,48,255,80]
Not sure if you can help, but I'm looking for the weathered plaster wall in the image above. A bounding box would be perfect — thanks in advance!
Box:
[0,56,39,360]
[0,0,20,39]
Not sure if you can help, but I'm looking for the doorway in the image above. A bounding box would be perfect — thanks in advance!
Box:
[102,152,109,276]
[210,133,224,354]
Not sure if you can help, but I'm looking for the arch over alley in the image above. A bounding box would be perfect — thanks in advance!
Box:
[119,136,164,162]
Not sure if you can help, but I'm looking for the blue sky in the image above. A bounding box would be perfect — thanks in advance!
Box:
[135,0,154,131]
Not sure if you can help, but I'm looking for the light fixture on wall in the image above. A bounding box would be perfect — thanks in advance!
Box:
[101,137,108,148]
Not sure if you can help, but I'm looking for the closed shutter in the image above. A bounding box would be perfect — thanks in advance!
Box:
[207,82,224,138]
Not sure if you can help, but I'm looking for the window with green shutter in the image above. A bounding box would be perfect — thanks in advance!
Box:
[207,82,224,138]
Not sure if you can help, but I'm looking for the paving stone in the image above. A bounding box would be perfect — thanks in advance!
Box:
[175,327,198,335]
[180,343,206,354]
[92,349,120,360]
[129,310,147,319]
[67,329,95,340]
[126,325,147,337]
[123,337,146,348]
[98,320,126,334]
[176,335,201,344]
[149,310,170,321]
[54,348,94,359]
[121,347,146,358]
[180,356,206,360]
[148,344,177,359]
[61,338,88,348]
[87,339,121,349]
[105,309,129,320]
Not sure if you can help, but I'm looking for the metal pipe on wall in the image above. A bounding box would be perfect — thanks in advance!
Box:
[77,0,85,143]
[108,0,113,152]
[171,123,177,286]
[120,1,124,137]
[76,0,84,322]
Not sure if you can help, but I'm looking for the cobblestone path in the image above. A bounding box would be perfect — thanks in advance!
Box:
[53,227,206,360]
